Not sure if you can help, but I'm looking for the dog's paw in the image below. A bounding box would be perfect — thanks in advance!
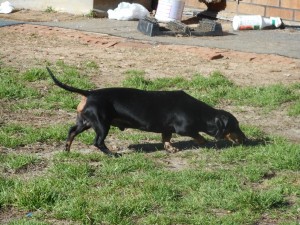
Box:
[164,142,179,153]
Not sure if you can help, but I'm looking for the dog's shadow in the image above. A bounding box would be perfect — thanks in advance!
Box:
[128,138,268,153]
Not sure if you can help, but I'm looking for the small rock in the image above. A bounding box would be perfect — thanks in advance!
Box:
[209,53,223,60]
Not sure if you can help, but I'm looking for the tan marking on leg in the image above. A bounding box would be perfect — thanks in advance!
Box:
[77,96,87,113]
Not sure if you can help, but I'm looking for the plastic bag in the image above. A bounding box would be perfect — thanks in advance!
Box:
[0,1,14,14]
[108,2,149,21]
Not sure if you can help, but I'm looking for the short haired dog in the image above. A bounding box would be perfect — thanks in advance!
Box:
[47,67,247,157]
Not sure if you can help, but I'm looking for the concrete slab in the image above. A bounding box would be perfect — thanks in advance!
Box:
[1,17,299,59]
[0,19,23,27]
[35,18,300,59]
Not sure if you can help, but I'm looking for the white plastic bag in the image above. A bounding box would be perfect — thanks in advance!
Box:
[0,1,14,14]
[108,2,149,20]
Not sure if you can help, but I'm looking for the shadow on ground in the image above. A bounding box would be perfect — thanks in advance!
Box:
[128,138,269,153]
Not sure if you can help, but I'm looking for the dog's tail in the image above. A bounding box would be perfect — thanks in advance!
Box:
[46,67,90,96]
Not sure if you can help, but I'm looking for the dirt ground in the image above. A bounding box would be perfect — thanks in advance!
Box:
[0,9,300,145]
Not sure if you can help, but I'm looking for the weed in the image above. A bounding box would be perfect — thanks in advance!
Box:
[85,10,95,18]
[85,60,99,69]
[45,6,56,13]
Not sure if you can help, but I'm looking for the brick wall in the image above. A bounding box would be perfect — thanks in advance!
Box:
[185,0,300,24]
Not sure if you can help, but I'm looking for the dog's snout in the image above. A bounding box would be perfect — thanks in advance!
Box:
[225,131,247,144]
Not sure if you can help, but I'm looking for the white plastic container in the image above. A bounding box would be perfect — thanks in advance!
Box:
[232,15,282,31]
[155,0,185,22]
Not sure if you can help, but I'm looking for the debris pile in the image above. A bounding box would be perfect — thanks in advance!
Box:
[137,16,223,37]
[0,1,14,14]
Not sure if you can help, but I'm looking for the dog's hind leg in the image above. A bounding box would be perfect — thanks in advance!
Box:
[162,132,179,153]
[66,114,91,151]
[90,113,120,157]
[93,125,120,157]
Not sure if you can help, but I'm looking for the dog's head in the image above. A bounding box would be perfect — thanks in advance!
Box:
[207,110,247,144]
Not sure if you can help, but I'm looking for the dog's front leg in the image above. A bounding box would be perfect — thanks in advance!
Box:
[193,134,207,145]
[162,132,179,153]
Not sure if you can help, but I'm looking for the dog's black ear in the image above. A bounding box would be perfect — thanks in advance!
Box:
[214,115,229,139]
[207,120,218,137]
[207,115,226,138]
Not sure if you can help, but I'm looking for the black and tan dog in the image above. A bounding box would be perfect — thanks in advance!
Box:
[47,67,247,156]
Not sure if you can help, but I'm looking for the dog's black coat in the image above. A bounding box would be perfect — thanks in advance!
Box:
[47,67,246,156]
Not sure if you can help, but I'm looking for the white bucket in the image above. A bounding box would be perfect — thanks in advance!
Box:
[232,15,282,30]
[155,0,185,22]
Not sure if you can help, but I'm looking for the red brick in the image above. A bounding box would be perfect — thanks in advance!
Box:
[252,0,279,6]
[266,7,294,20]
[281,0,300,10]
[237,3,266,15]
[295,10,300,21]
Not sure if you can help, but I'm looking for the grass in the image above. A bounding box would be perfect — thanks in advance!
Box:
[0,65,299,224]
[0,67,40,99]
[0,123,69,148]
[0,153,39,171]
[1,143,299,224]
[0,62,95,111]
[229,84,298,110]
[123,69,300,112]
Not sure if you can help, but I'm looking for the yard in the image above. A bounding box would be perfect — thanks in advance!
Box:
[0,10,299,224]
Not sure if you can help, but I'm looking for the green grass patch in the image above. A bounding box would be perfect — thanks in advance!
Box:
[7,220,49,225]
[288,101,300,116]
[44,6,56,13]
[0,123,69,148]
[123,70,235,106]
[0,64,96,111]
[0,153,39,171]
[1,138,299,224]
[229,84,298,110]
[1,66,298,113]
[22,68,49,82]
[0,67,40,99]
[122,70,299,110]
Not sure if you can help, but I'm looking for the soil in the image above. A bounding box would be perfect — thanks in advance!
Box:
[0,9,300,224]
